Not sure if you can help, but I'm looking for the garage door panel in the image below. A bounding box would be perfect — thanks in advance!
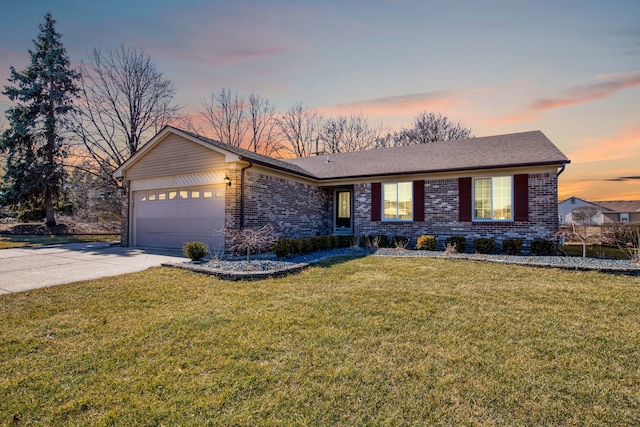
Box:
[134,185,225,249]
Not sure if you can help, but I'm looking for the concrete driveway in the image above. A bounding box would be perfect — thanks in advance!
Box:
[0,242,186,294]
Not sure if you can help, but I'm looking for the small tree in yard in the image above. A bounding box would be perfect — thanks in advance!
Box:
[604,223,640,264]
[225,224,277,262]
[556,206,604,258]
[555,224,602,258]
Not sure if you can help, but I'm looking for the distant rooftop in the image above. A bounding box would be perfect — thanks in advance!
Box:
[594,200,640,213]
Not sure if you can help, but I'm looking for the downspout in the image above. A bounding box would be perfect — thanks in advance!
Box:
[557,163,567,177]
[240,160,254,230]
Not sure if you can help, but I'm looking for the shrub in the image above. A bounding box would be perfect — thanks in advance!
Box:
[392,235,409,249]
[474,237,495,254]
[336,235,352,248]
[273,235,353,258]
[182,241,209,261]
[531,238,555,256]
[318,235,333,250]
[272,238,295,258]
[416,235,437,251]
[359,234,389,249]
[18,208,46,223]
[445,242,458,254]
[296,237,314,254]
[502,238,523,255]
[358,235,371,248]
[445,236,467,253]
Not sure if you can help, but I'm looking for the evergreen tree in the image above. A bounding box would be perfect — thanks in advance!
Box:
[1,13,79,226]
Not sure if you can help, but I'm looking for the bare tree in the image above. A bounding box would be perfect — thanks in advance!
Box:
[556,206,603,257]
[392,111,473,146]
[605,222,640,264]
[201,87,247,148]
[570,205,599,225]
[72,45,181,185]
[277,102,321,157]
[247,93,282,157]
[225,224,277,262]
[319,113,383,153]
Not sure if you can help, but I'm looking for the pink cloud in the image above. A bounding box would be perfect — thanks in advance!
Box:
[490,71,640,124]
[568,126,640,164]
[316,91,465,118]
[531,70,640,112]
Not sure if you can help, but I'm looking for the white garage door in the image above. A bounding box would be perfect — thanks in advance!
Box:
[133,186,225,250]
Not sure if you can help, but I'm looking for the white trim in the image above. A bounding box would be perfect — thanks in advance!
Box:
[113,126,240,178]
[129,171,226,191]
[472,176,514,222]
[381,182,414,222]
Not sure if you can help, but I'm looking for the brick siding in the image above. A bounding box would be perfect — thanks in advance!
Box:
[354,173,559,252]
[229,169,332,238]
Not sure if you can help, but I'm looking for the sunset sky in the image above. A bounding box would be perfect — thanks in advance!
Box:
[1,0,638,201]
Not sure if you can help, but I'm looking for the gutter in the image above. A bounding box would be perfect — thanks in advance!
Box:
[239,160,254,229]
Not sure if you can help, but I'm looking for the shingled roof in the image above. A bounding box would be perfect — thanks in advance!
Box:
[594,200,640,213]
[283,130,569,180]
[139,128,568,182]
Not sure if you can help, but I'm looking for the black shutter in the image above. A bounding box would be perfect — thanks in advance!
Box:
[514,174,529,221]
[413,180,425,221]
[458,177,472,221]
[371,183,381,221]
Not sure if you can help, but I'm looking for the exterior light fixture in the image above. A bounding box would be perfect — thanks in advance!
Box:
[224,175,231,186]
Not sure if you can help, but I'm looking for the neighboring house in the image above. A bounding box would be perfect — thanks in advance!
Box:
[113,127,570,252]
[558,197,604,225]
[559,197,640,225]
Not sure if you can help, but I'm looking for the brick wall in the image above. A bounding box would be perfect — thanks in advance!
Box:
[228,169,332,238]
[354,173,560,252]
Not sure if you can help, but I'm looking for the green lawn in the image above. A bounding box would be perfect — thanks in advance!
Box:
[559,243,631,259]
[0,234,120,249]
[1,256,639,425]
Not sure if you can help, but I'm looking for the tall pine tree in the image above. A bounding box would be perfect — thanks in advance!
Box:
[1,13,79,226]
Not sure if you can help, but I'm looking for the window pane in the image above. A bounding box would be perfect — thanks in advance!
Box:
[168,191,177,200]
[383,183,398,219]
[148,193,156,201]
[383,183,413,220]
[158,192,167,200]
[179,190,189,199]
[492,177,512,220]
[337,192,350,219]
[191,190,200,199]
[474,179,491,219]
[203,190,213,198]
[398,182,413,220]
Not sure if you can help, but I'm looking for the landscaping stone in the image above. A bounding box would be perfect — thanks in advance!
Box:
[164,246,640,280]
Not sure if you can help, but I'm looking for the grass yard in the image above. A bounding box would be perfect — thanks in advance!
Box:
[1,256,639,425]
[559,243,631,260]
[0,234,120,249]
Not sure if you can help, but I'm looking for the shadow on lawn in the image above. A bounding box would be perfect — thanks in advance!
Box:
[314,253,370,268]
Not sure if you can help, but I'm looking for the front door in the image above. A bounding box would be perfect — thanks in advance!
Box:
[335,190,352,234]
